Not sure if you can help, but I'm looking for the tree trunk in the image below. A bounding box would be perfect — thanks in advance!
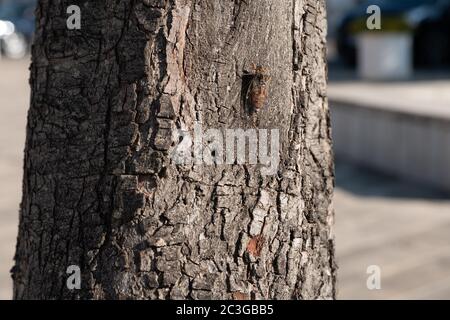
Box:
[13,0,336,299]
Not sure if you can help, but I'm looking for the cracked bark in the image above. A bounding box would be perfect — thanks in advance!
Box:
[13,0,336,300]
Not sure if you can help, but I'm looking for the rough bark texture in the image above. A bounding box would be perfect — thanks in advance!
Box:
[13,0,336,299]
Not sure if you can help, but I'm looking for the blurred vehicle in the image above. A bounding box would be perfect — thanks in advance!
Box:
[337,0,450,67]
[0,0,36,59]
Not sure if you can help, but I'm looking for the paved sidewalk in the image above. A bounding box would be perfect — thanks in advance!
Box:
[329,72,450,299]
[334,162,450,299]
[0,58,29,299]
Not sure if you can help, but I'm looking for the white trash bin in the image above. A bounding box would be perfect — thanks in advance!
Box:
[357,32,413,80]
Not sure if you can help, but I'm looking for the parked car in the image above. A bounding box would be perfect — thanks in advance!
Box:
[337,0,450,67]
[0,0,36,59]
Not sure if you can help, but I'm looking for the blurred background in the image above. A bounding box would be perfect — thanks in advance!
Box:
[328,0,450,300]
[0,0,449,299]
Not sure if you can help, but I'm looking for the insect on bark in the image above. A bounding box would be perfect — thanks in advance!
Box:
[245,63,271,112]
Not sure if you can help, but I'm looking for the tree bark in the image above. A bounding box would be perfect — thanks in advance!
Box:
[13,0,336,299]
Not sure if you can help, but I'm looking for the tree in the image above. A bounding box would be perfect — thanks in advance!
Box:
[13,0,336,300]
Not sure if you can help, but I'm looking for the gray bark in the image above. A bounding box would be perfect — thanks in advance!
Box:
[13,0,336,299]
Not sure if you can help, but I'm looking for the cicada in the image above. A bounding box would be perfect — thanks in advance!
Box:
[245,63,271,112]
